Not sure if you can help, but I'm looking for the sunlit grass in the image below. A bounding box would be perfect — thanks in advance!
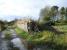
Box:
[31,31,53,42]
[54,25,67,33]
[15,25,67,45]
[53,25,67,46]
[15,27,54,43]
[15,27,29,39]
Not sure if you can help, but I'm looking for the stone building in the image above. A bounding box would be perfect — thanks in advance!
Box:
[16,18,31,32]
[16,18,39,33]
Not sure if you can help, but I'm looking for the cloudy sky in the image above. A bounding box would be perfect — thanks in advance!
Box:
[0,0,67,21]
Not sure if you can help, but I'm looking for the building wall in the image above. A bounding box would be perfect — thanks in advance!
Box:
[16,18,31,32]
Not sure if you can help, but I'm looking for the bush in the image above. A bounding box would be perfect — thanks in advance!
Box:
[53,34,65,45]
[15,27,29,39]
[15,26,67,46]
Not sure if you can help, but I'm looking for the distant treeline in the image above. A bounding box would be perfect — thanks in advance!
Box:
[39,6,67,25]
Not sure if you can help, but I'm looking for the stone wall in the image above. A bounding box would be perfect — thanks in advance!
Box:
[16,18,31,32]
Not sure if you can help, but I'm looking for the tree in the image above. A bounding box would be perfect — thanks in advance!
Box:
[65,8,67,22]
[39,6,51,23]
[60,7,65,21]
[50,6,59,22]
[39,6,59,24]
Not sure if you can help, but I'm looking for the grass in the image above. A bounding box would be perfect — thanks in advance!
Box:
[31,31,53,41]
[15,27,54,44]
[53,34,65,45]
[15,27,29,39]
[53,25,67,33]
[15,25,67,46]
[53,25,67,46]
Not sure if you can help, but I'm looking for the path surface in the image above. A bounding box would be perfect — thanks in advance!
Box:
[0,29,27,50]
[10,29,27,50]
[0,32,8,50]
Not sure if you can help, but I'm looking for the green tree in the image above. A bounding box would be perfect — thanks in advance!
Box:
[50,6,59,22]
[39,6,59,24]
[65,8,67,22]
[39,6,51,23]
[60,7,65,22]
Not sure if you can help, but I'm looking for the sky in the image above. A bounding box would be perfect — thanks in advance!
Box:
[0,0,67,21]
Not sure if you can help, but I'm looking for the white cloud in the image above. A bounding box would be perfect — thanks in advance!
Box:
[0,0,67,20]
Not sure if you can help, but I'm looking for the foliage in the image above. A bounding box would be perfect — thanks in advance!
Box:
[15,27,53,41]
[15,25,67,46]
[0,20,6,31]
[15,27,29,39]
[54,25,67,33]
[39,6,51,23]
[60,7,65,15]
[53,34,65,45]
[53,25,67,46]
[39,6,67,25]
[39,6,59,23]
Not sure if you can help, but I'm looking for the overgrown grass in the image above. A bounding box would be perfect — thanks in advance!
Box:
[15,27,29,39]
[15,25,67,46]
[15,27,52,39]
[15,27,54,44]
[53,25,67,46]
[54,25,67,33]
[15,25,67,50]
